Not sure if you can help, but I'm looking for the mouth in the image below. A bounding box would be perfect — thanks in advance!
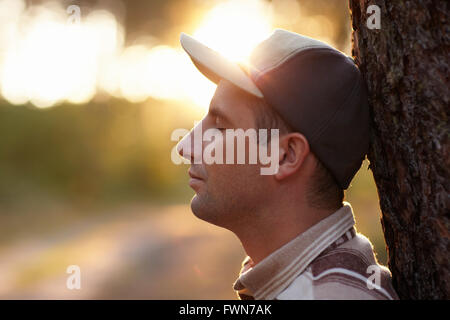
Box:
[188,168,203,180]
[188,168,204,191]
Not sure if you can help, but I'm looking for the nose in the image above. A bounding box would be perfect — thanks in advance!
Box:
[177,130,194,163]
[177,121,203,164]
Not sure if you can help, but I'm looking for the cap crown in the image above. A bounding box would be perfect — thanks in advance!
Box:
[247,30,369,189]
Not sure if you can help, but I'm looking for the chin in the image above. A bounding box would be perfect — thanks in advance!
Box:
[190,194,208,220]
[190,194,223,227]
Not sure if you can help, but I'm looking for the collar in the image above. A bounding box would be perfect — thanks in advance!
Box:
[233,202,356,300]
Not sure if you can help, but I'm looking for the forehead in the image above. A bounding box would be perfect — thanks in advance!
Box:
[209,80,260,125]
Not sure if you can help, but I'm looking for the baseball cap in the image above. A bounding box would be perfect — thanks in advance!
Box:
[180,29,369,190]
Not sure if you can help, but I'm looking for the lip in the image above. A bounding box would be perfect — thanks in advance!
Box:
[188,169,203,180]
[188,169,204,191]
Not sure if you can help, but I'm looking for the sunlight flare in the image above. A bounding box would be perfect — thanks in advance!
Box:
[193,0,272,62]
[0,0,276,109]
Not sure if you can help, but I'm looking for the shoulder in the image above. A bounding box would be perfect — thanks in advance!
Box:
[276,233,399,300]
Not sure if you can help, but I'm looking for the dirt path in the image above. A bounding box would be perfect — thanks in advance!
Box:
[0,204,244,299]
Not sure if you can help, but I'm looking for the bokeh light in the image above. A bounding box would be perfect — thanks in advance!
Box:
[0,0,280,110]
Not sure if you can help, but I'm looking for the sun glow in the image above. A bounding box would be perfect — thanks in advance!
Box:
[193,0,272,62]
[0,0,274,109]
[0,1,123,108]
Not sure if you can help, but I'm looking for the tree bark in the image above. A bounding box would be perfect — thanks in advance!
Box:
[349,0,449,299]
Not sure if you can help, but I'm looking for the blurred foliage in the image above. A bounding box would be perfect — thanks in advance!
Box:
[346,161,387,265]
[0,98,203,208]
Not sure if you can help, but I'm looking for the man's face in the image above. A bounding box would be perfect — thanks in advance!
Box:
[177,80,273,229]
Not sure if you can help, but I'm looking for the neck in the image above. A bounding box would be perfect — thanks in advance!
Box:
[233,194,338,265]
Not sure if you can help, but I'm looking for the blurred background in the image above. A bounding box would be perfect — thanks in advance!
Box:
[0,0,386,299]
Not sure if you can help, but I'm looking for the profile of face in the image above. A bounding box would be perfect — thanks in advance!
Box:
[177,80,277,230]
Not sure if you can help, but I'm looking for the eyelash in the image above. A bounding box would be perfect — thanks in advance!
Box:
[215,117,226,130]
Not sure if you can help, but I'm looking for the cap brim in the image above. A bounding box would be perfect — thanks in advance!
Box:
[180,33,264,98]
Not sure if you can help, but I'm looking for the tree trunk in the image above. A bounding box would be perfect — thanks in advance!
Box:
[349,0,449,299]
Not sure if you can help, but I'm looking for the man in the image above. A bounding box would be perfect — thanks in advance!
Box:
[176,29,398,300]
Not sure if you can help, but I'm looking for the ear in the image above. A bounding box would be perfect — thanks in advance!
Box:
[275,133,310,181]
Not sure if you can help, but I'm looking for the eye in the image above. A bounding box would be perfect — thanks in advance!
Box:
[215,116,226,130]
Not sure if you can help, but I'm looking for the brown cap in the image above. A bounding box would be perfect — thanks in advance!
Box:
[180,29,369,189]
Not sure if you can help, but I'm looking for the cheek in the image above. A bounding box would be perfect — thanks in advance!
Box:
[202,129,265,186]
[206,162,262,192]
